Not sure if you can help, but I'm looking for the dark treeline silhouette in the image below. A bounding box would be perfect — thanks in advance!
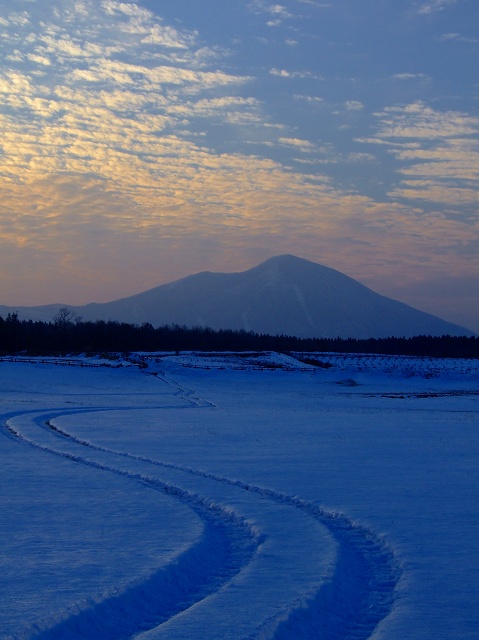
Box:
[0,312,477,358]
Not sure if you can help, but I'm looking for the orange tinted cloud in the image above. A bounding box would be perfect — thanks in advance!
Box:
[0,1,477,332]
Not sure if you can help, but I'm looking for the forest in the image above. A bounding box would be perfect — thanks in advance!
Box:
[0,310,478,359]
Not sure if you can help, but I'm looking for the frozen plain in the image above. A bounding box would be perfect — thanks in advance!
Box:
[0,351,477,640]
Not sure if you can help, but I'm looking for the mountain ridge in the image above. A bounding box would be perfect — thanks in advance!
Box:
[1,255,475,339]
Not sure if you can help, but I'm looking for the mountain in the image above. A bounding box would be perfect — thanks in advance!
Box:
[1,255,474,339]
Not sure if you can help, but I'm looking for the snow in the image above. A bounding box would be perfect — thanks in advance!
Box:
[0,353,478,639]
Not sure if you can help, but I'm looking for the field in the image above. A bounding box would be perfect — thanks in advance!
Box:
[1,352,478,639]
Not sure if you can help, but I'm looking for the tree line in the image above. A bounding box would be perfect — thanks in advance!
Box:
[0,309,477,358]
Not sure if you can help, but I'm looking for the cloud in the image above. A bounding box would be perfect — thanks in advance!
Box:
[373,102,479,139]
[344,100,364,111]
[393,73,428,80]
[2,164,475,298]
[270,68,320,79]
[347,152,376,162]
[2,11,30,27]
[293,94,324,104]
[246,1,296,27]
[359,102,479,207]
[0,1,255,184]
[248,1,293,21]
[438,32,478,43]
[417,0,461,14]
[277,137,316,152]
[296,1,332,6]
[0,1,477,323]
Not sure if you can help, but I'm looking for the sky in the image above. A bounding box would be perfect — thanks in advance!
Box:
[0,0,478,332]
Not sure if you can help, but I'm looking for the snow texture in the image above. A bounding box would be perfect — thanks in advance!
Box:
[0,351,478,639]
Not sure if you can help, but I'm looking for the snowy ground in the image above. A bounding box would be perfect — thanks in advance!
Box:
[0,352,477,640]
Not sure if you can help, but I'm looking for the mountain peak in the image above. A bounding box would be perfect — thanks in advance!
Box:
[1,255,474,338]
[255,254,319,271]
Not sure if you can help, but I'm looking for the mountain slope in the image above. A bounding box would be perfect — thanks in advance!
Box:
[1,255,474,338]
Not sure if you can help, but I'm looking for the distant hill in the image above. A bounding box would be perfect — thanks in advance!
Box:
[1,255,474,339]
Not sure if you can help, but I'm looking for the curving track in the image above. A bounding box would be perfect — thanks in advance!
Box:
[1,367,400,640]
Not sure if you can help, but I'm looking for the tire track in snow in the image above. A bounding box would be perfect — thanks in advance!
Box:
[1,411,258,640]
[3,361,401,640]
[148,369,401,638]
[151,371,216,409]
[153,466,400,640]
[43,401,400,640]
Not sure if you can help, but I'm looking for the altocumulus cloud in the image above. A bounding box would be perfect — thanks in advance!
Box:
[358,102,479,207]
[0,0,477,333]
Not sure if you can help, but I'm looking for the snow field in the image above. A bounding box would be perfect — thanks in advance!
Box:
[1,354,478,639]
[4,408,338,639]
